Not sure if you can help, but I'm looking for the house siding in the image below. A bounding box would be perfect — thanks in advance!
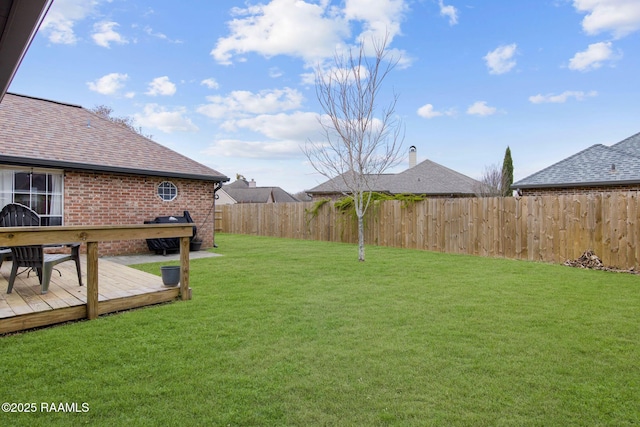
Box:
[64,170,217,256]
[519,184,640,197]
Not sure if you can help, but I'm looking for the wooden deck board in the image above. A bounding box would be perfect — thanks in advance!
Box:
[0,299,14,318]
[0,257,182,333]
[100,266,164,292]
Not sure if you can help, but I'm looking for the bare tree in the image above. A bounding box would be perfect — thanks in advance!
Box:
[303,35,404,261]
[474,164,503,197]
[90,105,153,139]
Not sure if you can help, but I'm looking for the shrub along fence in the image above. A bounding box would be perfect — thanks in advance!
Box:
[219,191,640,269]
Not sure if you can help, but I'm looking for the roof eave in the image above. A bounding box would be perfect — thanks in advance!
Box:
[306,189,474,197]
[0,0,53,101]
[0,155,230,183]
[512,179,640,190]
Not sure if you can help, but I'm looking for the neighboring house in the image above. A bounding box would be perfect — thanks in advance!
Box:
[306,146,481,200]
[512,132,640,196]
[0,93,229,255]
[218,177,299,204]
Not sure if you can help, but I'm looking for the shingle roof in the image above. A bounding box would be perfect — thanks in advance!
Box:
[387,159,480,195]
[513,132,640,189]
[0,93,228,182]
[306,159,480,196]
[610,132,640,157]
[305,173,396,195]
[224,179,299,203]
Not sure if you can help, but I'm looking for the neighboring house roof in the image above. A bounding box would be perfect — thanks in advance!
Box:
[0,0,52,101]
[0,93,229,182]
[513,132,640,189]
[306,159,480,196]
[215,188,237,205]
[223,179,299,203]
[304,173,395,195]
[387,159,481,195]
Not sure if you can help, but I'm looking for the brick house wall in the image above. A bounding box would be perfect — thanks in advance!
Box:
[64,170,217,256]
[519,184,640,197]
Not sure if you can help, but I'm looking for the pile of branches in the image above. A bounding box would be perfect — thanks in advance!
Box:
[563,250,637,274]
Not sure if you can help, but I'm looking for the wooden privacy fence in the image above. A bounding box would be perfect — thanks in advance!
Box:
[220,192,640,269]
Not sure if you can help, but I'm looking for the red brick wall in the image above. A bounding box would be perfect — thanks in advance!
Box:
[519,184,640,197]
[64,171,217,256]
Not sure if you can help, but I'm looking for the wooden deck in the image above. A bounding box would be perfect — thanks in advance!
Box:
[0,257,180,334]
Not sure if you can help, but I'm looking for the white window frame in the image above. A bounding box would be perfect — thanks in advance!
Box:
[157,181,178,202]
[0,167,64,226]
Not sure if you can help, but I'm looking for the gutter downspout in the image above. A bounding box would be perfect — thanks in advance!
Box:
[212,181,224,247]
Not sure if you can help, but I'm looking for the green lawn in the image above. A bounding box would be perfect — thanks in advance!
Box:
[0,234,638,426]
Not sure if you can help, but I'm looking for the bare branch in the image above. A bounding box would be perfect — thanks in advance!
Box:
[474,164,503,197]
[303,33,404,261]
[90,104,153,139]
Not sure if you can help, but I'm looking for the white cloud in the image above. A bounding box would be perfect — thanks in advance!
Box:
[484,43,517,75]
[144,26,182,43]
[86,73,128,95]
[529,90,598,104]
[92,21,128,48]
[211,0,408,66]
[145,76,177,96]
[204,111,323,160]
[203,139,302,159]
[344,0,409,46]
[134,104,198,133]
[438,0,459,25]
[568,41,618,71]
[40,0,99,44]
[573,0,640,38]
[269,67,284,78]
[300,71,316,86]
[201,78,220,90]
[197,87,304,119]
[467,101,497,116]
[417,103,455,119]
[212,0,347,65]
[224,111,321,140]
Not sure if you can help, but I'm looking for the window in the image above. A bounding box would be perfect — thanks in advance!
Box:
[157,181,177,201]
[0,168,63,225]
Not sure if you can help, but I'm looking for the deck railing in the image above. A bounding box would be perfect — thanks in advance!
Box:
[0,223,194,320]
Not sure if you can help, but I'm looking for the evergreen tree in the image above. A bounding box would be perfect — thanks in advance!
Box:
[501,146,514,197]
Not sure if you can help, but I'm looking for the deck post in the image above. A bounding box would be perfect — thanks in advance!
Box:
[86,241,99,319]
[179,236,191,300]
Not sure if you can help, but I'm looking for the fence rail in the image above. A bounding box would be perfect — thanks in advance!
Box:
[220,192,640,269]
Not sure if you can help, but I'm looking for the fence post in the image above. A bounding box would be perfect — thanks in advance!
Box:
[86,241,99,320]
[180,236,191,300]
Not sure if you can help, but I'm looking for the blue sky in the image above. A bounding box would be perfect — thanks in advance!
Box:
[9,0,640,194]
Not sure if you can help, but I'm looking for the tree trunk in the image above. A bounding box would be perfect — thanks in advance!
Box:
[358,213,365,262]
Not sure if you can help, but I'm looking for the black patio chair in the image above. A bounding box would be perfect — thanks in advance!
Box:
[0,203,83,294]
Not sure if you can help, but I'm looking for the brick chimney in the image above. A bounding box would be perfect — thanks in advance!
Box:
[409,145,417,168]
[249,179,256,188]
